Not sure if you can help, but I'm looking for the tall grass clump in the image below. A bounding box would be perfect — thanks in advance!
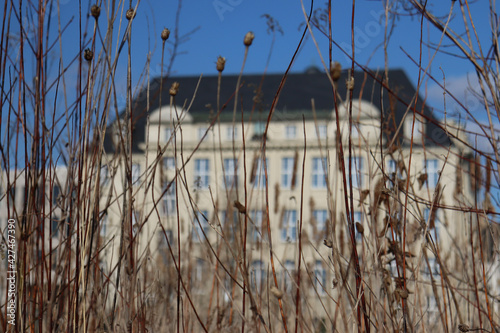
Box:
[0,1,499,332]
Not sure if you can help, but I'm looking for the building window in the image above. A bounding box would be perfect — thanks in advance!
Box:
[281,210,297,242]
[285,125,296,139]
[313,209,328,235]
[157,230,174,263]
[114,120,127,145]
[227,126,238,141]
[132,163,140,185]
[317,124,327,139]
[163,157,175,170]
[387,159,404,188]
[388,259,398,277]
[423,257,440,278]
[8,185,16,206]
[132,210,139,236]
[191,259,206,291]
[192,210,209,242]
[405,114,425,142]
[224,159,238,189]
[283,260,295,291]
[100,165,110,186]
[250,210,264,242]
[254,122,266,137]
[252,157,268,189]
[312,157,327,189]
[424,207,441,243]
[52,185,61,207]
[351,122,360,138]
[313,261,327,296]
[426,296,438,317]
[162,181,176,216]
[198,127,208,142]
[100,215,108,237]
[194,159,210,189]
[349,157,363,188]
[51,216,59,238]
[281,157,295,189]
[424,159,439,188]
[164,127,173,142]
[251,260,265,290]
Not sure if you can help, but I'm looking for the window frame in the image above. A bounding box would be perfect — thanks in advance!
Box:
[254,122,266,137]
[162,180,176,216]
[250,210,264,242]
[198,127,208,142]
[253,157,268,189]
[194,159,210,189]
[163,157,175,170]
[424,159,439,188]
[164,127,174,142]
[131,163,141,185]
[251,260,266,290]
[349,156,363,188]
[281,210,297,242]
[317,124,327,139]
[285,125,297,139]
[281,157,294,189]
[223,158,238,189]
[313,209,328,234]
[192,210,210,243]
[312,157,327,189]
[100,214,108,237]
[283,260,295,291]
[313,260,327,296]
[226,126,238,141]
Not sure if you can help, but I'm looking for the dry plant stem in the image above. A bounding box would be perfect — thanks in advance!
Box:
[476,207,495,330]
[259,2,313,331]
[410,0,500,182]
[298,3,353,330]
[239,94,250,332]
[294,118,307,333]
[231,41,249,332]
[347,1,369,331]
[469,205,484,329]
[171,99,182,333]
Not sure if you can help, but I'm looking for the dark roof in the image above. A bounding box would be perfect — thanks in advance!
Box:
[104,67,451,153]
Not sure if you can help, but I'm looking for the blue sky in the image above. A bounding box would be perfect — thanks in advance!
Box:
[3,0,498,155]
[19,1,494,112]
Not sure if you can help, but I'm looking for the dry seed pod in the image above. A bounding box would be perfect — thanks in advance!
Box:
[458,324,470,332]
[91,4,100,19]
[169,82,179,96]
[359,189,369,205]
[330,61,342,82]
[126,8,136,20]
[323,239,333,248]
[355,222,364,234]
[346,76,355,90]
[270,286,284,299]
[244,31,255,46]
[216,56,226,72]
[234,201,246,214]
[417,173,428,189]
[395,288,408,299]
[84,49,93,62]
[161,28,170,41]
